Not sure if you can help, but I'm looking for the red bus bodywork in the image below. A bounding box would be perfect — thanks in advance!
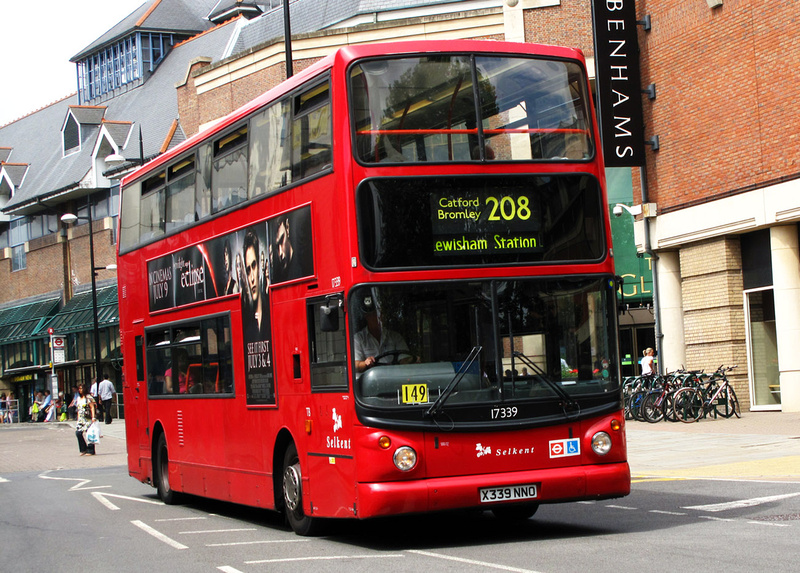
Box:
[118,40,629,534]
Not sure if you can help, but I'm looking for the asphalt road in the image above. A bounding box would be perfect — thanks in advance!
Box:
[2,415,800,572]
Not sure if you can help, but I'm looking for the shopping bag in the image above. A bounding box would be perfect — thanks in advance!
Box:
[87,421,101,444]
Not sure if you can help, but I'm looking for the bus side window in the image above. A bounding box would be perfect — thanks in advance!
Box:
[307,297,347,390]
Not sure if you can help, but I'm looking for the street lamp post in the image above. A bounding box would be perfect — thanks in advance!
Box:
[61,208,117,388]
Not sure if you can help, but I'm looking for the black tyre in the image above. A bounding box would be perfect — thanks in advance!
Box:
[673,388,703,423]
[641,392,665,423]
[714,386,740,418]
[155,433,182,505]
[491,503,539,521]
[282,443,322,536]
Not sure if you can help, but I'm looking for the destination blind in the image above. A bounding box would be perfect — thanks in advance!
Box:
[431,190,543,256]
[356,174,605,269]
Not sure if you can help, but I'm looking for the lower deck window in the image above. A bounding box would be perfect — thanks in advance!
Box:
[146,315,233,397]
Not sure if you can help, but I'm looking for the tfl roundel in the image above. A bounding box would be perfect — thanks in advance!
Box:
[549,438,580,459]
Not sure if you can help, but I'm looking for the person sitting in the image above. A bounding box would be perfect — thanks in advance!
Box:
[354,295,413,373]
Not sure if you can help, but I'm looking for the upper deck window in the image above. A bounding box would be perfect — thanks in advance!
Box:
[119,77,332,255]
[213,126,249,212]
[350,54,593,164]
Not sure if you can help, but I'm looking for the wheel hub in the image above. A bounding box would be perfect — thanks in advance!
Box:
[283,463,302,511]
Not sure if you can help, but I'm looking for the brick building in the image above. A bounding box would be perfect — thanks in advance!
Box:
[2,0,795,417]
[633,0,800,411]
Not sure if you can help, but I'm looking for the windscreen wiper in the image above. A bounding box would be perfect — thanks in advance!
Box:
[425,346,482,418]
[512,351,580,418]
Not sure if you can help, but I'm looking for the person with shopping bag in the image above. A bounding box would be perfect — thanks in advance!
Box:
[75,383,98,456]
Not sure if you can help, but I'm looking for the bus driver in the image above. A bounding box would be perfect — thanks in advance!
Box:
[354,295,413,372]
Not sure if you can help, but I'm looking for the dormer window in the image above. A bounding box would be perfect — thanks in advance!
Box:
[64,115,81,155]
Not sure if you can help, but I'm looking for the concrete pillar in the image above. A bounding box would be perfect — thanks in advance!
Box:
[502,0,525,43]
[658,250,686,372]
[770,225,800,411]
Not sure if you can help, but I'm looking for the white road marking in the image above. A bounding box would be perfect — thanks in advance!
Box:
[179,528,257,535]
[131,520,188,549]
[408,550,544,573]
[92,492,165,510]
[746,521,790,527]
[0,477,9,483]
[606,504,637,510]
[207,539,309,547]
[683,492,800,513]
[649,510,687,516]
[38,471,110,491]
[246,554,405,565]
[217,567,244,573]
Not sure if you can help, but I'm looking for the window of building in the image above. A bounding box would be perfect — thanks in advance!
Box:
[64,115,80,155]
[77,32,180,104]
[9,217,27,271]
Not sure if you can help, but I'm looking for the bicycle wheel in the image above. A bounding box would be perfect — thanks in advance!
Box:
[714,386,742,418]
[629,391,648,422]
[663,392,679,422]
[641,391,665,423]
[673,387,703,423]
[713,385,738,418]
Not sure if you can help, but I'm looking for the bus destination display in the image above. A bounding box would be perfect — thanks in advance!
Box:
[431,190,542,256]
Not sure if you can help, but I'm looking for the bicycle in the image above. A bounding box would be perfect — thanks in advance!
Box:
[672,365,741,423]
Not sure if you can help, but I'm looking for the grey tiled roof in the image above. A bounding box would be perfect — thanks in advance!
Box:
[232,0,461,54]
[103,122,135,149]
[71,0,220,62]
[1,0,463,215]
[1,21,237,214]
[70,106,106,125]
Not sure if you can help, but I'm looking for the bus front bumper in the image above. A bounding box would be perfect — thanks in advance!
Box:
[355,461,630,518]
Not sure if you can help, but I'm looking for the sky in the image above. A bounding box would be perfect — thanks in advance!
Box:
[0,0,148,126]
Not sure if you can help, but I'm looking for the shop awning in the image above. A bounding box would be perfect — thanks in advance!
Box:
[42,285,119,334]
[0,297,61,344]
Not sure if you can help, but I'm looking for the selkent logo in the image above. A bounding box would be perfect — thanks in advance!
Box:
[549,438,580,458]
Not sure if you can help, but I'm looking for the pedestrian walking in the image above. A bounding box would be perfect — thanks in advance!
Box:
[97,374,116,424]
[75,383,97,456]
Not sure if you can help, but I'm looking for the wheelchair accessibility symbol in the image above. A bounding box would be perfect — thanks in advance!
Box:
[549,438,580,458]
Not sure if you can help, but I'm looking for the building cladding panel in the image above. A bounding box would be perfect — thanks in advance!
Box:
[638,0,800,212]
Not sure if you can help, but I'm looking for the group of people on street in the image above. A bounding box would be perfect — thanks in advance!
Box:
[27,390,65,422]
[1,374,116,456]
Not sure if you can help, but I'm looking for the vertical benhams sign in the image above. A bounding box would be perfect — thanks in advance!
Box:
[591,0,646,167]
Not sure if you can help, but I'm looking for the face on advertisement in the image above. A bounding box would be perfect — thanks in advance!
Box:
[275,218,292,270]
[245,245,260,303]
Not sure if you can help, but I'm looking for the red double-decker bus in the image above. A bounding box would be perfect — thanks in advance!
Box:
[117,40,629,535]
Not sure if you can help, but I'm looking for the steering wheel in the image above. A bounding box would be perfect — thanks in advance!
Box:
[372,350,409,366]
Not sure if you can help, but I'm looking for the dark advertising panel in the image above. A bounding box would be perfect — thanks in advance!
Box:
[591,0,646,167]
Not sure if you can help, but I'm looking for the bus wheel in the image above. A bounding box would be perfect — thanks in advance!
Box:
[491,503,539,521]
[155,433,181,505]
[282,444,321,536]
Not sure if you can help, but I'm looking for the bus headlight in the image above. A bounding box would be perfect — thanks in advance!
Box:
[393,446,417,471]
[591,432,612,456]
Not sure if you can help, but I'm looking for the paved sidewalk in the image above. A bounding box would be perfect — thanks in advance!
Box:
[0,420,127,473]
[3,412,800,482]
[626,411,800,481]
